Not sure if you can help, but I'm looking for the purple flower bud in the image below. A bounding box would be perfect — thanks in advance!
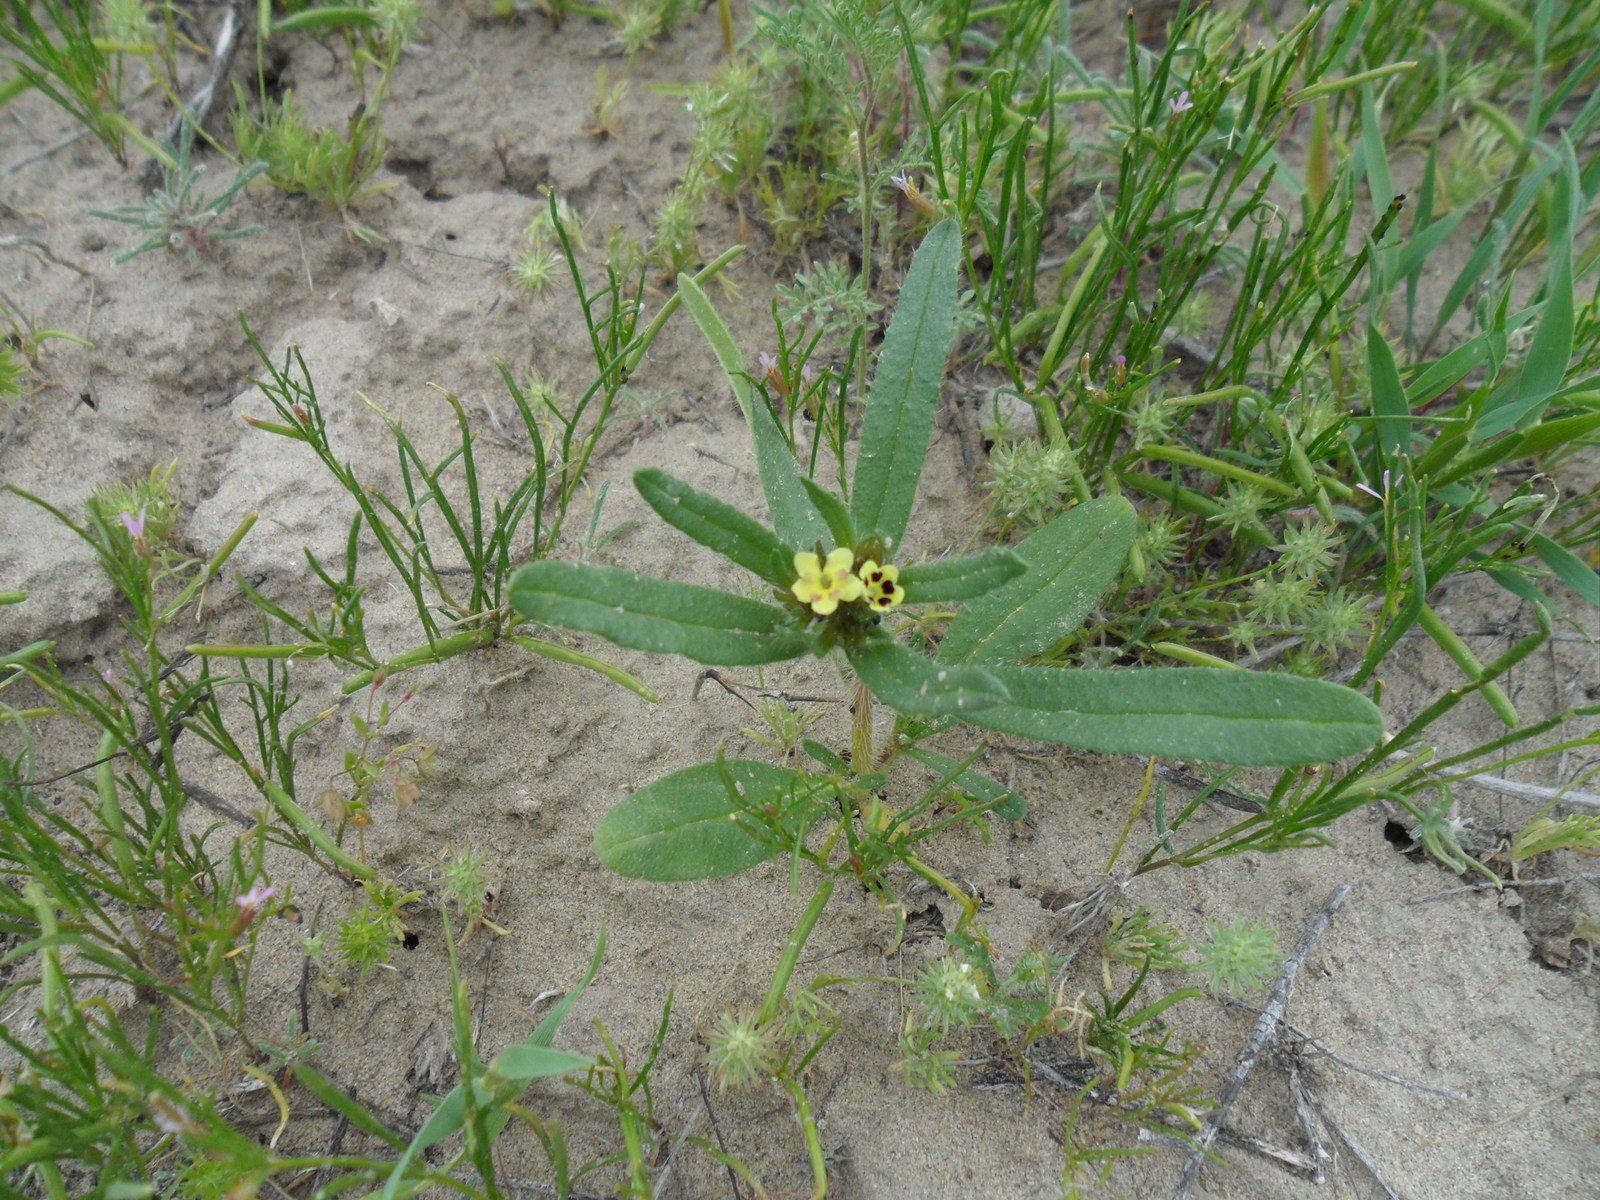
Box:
[121,507,147,540]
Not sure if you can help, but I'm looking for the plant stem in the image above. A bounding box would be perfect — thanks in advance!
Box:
[94,730,142,896]
[786,1074,829,1200]
[263,780,375,881]
[851,681,874,772]
[759,875,837,1025]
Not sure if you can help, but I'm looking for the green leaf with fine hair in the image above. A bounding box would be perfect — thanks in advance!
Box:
[675,273,828,548]
[509,561,813,665]
[846,638,1010,717]
[963,666,1384,767]
[938,496,1135,665]
[899,547,1026,604]
[802,738,849,773]
[635,467,788,584]
[900,747,1027,821]
[594,760,826,880]
[801,476,856,549]
[851,218,960,549]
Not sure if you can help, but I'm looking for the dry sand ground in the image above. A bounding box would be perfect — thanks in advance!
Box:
[2,5,1598,1197]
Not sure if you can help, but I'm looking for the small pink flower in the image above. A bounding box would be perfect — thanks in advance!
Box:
[758,352,789,397]
[235,884,277,912]
[1356,469,1403,503]
[1169,90,1194,115]
[101,668,115,685]
[889,170,940,216]
[121,508,147,540]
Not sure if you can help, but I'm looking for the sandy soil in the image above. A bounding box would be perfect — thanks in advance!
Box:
[2,6,1598,1198]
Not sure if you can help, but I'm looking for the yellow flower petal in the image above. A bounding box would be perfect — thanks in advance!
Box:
[791,547,865,615]
[857,560,904,610]
[823,547,856,575]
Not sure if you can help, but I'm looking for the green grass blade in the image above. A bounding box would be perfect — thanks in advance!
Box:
[900,747,1027,820]
[506,635,658,702]
[529,927,607,1047]
[1531,534,1600,607]
[1357,84,1395,215]
[1367,320,1410,464]
[489,1045,595,1082]
[294,1066,409,1151]
[1476,136,1579,439]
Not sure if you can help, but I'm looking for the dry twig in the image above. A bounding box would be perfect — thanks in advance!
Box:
[1168,882,1350,1200]
[1408,870,1600,904]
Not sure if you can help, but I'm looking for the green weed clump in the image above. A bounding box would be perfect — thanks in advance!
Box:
[507,217,1393,1192]
[91,116,266,263]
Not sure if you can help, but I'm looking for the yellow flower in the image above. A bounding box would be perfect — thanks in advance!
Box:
[791,548,864,615]
[856,560,904,611]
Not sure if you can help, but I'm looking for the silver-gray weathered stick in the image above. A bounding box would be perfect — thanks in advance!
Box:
[1168,882,1350,1200]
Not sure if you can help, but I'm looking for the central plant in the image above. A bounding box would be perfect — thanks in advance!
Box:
[510,220,1383,1188]
[512,219,1383,801]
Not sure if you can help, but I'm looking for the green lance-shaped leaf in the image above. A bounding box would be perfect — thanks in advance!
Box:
[1531,533,1600,609]
[635,468,789,584]
[851,218,960,549]
[676,273,828,548]
[801,476,856,550]
[1367,320,1409,467]
[963,666,1384,767]
[595,760,825,880]
[898,547,1026,604]
[510,561,813,665]
[939,496,1135,664]
[847,638,1010,716]
[380,930,607,1200]
[900,747,1027,821]
[1475,134,1580,440]
[490,1044,596,1082]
